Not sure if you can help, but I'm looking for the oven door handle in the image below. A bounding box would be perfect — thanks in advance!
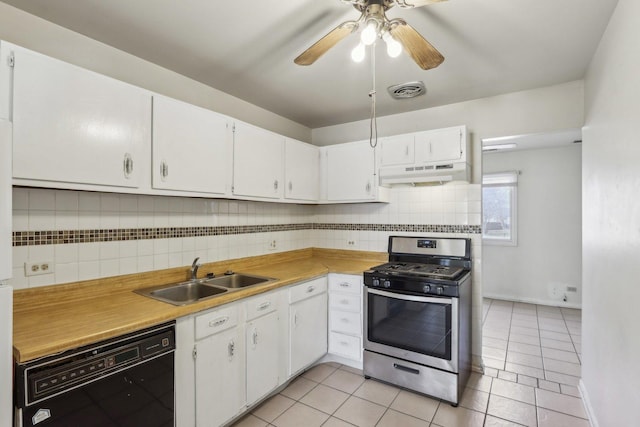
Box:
[366,288,453,305]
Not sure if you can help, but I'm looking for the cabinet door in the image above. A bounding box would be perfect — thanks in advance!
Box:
[246,310,279,405]
[290,293,327,375]
[415,127,463,163]
[326,140,375,201]
[380,134,415,166]
[11,46,150,188]
[152,95,229,194]
[284,138,319,201]
[233,122,284,199]
[0,120,10,281]
[195,326,245,427]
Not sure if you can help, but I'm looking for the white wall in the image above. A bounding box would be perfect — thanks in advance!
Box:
[582,0,640,425]
[0,2,311,143]
[483,145,582,307]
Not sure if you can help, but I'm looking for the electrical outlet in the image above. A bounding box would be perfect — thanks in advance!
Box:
[347,240,357,247]
[268,240,277,251]
[25,261,54,277]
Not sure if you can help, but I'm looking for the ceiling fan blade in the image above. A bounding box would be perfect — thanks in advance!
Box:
[390,21,444,70]
[294,22,357,66]
[394,0,447,8]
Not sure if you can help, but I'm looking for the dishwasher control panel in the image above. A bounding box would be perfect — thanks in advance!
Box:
[15,322,175,407]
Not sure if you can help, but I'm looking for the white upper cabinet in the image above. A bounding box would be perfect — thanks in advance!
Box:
[380,134,415,166]
[414,126,465,163]
[152,95,230,194]
[323,140,388,202]
[10,44,151,188]
[284,138,319,201]
[232,121,284,199]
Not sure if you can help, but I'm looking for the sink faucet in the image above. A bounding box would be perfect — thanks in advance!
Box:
[190,257,201,281]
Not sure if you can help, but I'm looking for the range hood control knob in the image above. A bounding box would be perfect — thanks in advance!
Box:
[383,280,391,288]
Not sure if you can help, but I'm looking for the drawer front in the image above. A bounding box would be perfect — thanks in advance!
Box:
[328,332,362,361]
[289,277,327,304]
[329,310,361,336]
[329,293,361,313]
[329,274,362,295]
[246,293,278,321]
[195,304,239,340]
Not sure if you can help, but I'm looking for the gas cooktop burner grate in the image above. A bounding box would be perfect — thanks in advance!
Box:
[372,262,464,279]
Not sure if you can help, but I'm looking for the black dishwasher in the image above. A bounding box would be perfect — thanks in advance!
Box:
[15,321,175,427]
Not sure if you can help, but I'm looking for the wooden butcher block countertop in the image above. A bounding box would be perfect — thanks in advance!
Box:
[13,248,386,363]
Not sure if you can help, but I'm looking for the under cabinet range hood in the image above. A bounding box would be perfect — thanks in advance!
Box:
[378,125,471,185]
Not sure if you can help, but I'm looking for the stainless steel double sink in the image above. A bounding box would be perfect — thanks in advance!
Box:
[135,273,277,306]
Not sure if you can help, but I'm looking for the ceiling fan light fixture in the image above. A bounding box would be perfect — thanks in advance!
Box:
[382,31,402,57]
[361,20,379,45]
[351,42,366,62]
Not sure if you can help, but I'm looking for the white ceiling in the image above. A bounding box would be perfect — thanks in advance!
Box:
[0,0,618,129]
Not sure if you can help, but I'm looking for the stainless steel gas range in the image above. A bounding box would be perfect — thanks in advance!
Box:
[363,236,472,405]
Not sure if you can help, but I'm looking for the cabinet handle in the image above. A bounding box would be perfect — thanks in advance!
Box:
[257,301,271,311]
[339,282,351,288]
[123,153,134,178]
[160,161,169,180]
[405,145,409,156]
[365,182,371,193]
[293,312,298,327]
[209,316,228,328]
[228,340,235,358]
[288,181,293,191]
[306,285,315,293]
[274,180,279,191]
[252,329,258,346]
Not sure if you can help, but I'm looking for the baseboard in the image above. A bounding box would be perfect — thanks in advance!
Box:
[484,293,582,310]
[579,379,599,427]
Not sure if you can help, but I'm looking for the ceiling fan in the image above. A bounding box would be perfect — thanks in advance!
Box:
[294,0,446,70]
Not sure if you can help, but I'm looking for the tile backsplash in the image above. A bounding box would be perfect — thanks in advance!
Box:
[11,184,482,289]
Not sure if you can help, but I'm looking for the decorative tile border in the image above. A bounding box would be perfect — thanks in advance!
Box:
[13,223,480,246]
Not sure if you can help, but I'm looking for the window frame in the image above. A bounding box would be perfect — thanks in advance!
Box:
[482,171,518,246]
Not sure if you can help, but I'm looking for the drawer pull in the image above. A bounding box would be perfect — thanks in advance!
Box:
[257,301,271,311]
[340,318,350,323]
[339,282,351,288]
[393,363,420,375]
[209,316,229,328]
[306,285,315,293]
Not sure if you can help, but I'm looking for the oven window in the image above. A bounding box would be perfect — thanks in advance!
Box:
[367,292,452,360]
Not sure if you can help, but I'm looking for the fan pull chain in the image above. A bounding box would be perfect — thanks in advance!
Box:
[369,43,378,149]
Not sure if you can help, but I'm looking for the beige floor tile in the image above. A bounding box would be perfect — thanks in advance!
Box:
[484,367,499,377]
[484,415,527,426]
[389,390,439,422]
[303,363,339,382]
[333,396,386,427]
[506,351,543,369]
[510,326,540,337]
[280,376,318,400]
[484,356,506,370]
[352,379,400,407]
[487,395,537,427]
[484,328,510,340]
[570,333,582,344]
[321,416,357,427]
[497,370,517,382]
[272,402,329,427]
[432,404,485,427]
[300,384,349,415]
[339,365,364,376]
[543,358,581,377]
[544,371,580,386]
[484,336,509,351]
[508,342,541,356]
[504,362,545,379]
[459,387,489,413]
[535,388,587,419]
[251,394,296,423]
[560,384,581,398]
[490,378,535,405]
[467,372,493,393]
[231,414,268,427]
[541,337,575,352]
[375,409,429,427]
[516,374,538,388]
[537,408,591,427]
[541,347,580,363]
[483,346,507,361]
[508,333,540,346]
[322,369,365,394]
[540,330,571,342]
[538,379,561,393]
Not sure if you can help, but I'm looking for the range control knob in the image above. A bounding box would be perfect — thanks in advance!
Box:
[422,284,431,293]
[436,286,444,296]
[383,280,391,288]
[372,278,380,287]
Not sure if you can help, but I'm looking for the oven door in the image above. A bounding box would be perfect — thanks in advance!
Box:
[364,287,458,373]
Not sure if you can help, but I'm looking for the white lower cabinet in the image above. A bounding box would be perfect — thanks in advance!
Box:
[289,277,327,376]
[194,304,245,427]
[245,293,281,406]
[327,274,363,364]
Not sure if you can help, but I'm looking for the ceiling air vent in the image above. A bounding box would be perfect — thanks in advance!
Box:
[387,81,426,100]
